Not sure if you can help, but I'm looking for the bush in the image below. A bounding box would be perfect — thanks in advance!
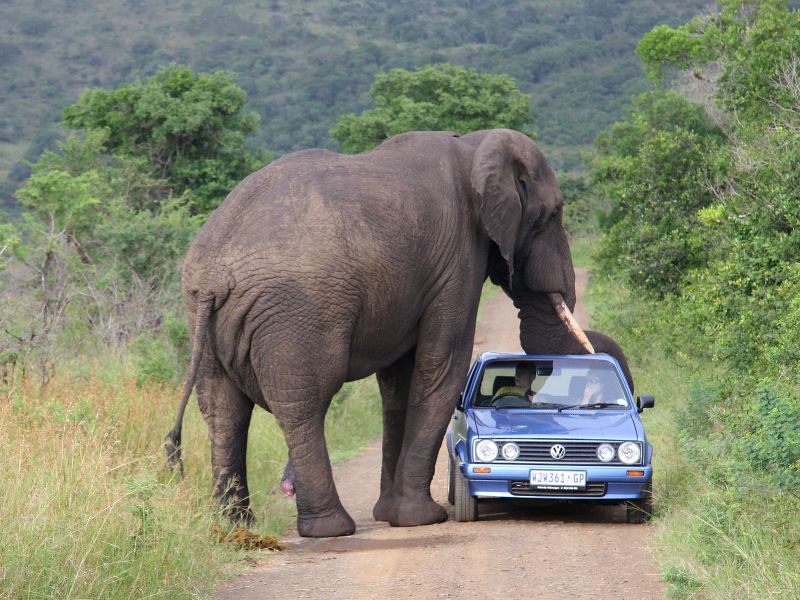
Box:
[131,334,174,386]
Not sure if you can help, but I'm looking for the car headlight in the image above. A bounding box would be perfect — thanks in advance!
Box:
[597,443,615,463]
[501,442,520,461]
[618,442,642,465]
[475,439,499,462]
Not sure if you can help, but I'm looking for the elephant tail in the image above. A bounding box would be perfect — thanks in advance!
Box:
[164,294,214,476]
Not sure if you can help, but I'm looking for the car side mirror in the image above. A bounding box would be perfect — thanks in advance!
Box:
[636,395,655,413]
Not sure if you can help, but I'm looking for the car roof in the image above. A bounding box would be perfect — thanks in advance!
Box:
[475,351,621,365]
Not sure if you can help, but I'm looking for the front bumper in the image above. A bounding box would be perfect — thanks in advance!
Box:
[462,463,653,501]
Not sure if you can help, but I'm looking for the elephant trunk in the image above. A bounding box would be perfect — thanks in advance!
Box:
[514,291,592,355]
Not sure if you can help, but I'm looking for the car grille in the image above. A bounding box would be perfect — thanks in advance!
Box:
[494,440,640,465]
[509,481,607,497]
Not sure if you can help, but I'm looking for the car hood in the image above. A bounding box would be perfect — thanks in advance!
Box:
[470,409,639,440]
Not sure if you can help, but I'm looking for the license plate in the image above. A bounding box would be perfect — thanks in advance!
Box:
[530,470,587,489]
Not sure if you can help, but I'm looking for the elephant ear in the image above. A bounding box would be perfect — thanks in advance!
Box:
[470,129,529,283]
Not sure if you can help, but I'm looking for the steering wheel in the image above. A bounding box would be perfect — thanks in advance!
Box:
[490,393,530,408]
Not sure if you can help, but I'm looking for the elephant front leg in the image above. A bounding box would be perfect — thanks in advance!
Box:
[373,350,414,521]
[197,370,255,524]
[387,340,473,527]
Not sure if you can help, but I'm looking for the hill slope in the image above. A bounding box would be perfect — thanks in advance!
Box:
[0,0,707,208]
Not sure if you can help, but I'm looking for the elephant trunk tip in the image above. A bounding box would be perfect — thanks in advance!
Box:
[164,430,185,477]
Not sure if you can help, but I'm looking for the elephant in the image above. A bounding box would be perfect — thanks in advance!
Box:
[164,128,594,538]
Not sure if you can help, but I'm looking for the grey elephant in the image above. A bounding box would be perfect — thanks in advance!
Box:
[165,129,593,538]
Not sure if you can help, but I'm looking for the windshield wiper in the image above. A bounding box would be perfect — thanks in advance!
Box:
[494,401,561,410]
[557,402,623,413]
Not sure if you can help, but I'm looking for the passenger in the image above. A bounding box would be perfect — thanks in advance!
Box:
[581,375,606,405]
[492,362,537,402]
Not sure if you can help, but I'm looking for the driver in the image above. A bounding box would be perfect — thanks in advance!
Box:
[492,362,537,402]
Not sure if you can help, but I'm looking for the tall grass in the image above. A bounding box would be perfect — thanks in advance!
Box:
[586,255,800,600]
[0,363,381,598]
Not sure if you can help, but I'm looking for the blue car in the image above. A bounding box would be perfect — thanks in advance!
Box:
[446,352,655,523]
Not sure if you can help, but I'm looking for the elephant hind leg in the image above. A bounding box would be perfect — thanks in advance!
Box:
[196,357,255,523]
[373,349,414,522]
[251,344,355,538]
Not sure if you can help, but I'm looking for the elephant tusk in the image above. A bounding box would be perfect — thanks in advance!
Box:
[547,293,595,354]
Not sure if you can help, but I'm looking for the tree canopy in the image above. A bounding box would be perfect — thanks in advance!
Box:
[62,65,266,214]
[331,64,535,153]
[0,65,268,375]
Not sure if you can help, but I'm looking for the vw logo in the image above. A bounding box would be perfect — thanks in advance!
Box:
[550,444,566,460]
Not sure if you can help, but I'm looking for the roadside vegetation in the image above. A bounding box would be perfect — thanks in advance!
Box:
[0,367,380,598]
[583,2,800,597]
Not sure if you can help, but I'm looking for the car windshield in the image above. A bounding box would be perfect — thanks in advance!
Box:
[472,358,630,409]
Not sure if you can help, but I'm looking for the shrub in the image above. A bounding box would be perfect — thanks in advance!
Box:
[131,334,174,386]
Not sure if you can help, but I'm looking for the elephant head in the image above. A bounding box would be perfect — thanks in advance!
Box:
[466,129,594,354]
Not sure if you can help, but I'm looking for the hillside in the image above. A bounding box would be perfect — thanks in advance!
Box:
[0,0,707,209]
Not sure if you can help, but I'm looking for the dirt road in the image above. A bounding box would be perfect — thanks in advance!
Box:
[218,269,665,599]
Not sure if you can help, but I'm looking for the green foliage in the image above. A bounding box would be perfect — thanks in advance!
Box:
[62,65,266,213]
[586,2,800,596]
[331,64,534,153]
[638,0,800,122]
[131,334,175,386]
[740,384,800,491]
[588,263,800,600]
[16,131,200,285]
[636,24,708,80]
[0,222,20,271]
[591,91,724,295]
[559,173,604,237]
[0,0,709,197]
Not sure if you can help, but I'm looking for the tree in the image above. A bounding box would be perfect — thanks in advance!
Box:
[331,64,535,153]
[637,0,800,123]
[591,91,725,296]
[62,64,266,214]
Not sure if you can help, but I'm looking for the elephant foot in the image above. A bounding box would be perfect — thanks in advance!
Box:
[297,507,356,538]
[387,494,448,527]
[372,494,394,522]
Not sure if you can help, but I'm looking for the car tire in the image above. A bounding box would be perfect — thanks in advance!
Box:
[447,453,455,506]
[626,479,653,524]
[453,462,478,522]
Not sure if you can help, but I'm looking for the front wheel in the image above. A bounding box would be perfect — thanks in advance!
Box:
[626,479,653,524]
[453,462,478,522]
[447,453,455,506]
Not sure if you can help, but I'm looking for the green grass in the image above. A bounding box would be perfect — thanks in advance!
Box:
[583,248,800,600]
[0,363,381,599]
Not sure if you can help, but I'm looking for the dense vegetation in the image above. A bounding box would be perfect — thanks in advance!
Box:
[0,0,708,208]
[590,1,800,597]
